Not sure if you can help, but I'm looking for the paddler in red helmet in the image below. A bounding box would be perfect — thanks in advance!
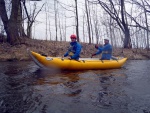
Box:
[63,34,82,60]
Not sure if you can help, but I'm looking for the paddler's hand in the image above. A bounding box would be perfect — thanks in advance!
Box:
[68,56,72,60]
[91,54,96,58]
[61,56,65,60]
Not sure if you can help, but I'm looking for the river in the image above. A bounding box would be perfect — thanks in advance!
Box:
[0,60,150,113]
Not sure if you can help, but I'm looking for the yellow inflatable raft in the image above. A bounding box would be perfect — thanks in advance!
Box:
[28,51,127,70]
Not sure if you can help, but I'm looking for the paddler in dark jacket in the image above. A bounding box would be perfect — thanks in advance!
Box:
[64,34,82,60]
[91,39,112,60]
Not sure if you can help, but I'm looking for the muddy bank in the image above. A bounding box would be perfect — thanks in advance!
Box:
[0,39,150,61]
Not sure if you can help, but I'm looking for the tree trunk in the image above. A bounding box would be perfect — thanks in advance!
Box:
[18,1,26,38]
[123,27,131,48]
[121,0,131,48]
[54,0,58,41]
[0,0,21,45]
[85,0,91,44]
[0,0,10,42]
[142,0,149,50]
[82,13,85,42]
[27,22,33,38]
[9,0,21,44]
[75,0,79,42]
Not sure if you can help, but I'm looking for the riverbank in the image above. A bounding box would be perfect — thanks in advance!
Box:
[0,38,150,61]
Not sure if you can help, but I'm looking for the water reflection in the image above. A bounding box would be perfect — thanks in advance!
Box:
[32,69,81,97]
[0,74,34,113]
[0,61,150,113]
[98,75,112,107]
[0,64,130,113]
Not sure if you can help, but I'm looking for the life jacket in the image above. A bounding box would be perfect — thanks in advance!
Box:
[102,44,112,54]
[68,45,76,56]
[102,50,112,54]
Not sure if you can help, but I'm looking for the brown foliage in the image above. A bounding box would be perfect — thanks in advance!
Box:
[0,38,150,61]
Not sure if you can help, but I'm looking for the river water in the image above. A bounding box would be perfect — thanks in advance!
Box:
[0,60,150,113]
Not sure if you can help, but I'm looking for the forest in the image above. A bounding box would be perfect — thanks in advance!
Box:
[0,0,150,61]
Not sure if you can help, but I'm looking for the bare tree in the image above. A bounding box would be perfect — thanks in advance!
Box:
[0,0,21,45]
[75,0,79,42]
[91,3,100,44]
[129,0,150,49]
[0,0,44,44]
[97,0,132,48]
[85,0,92,44]
[142,0,149,50]
[18,1,27,38]
[22,0,45,38]
[54,0,58,41]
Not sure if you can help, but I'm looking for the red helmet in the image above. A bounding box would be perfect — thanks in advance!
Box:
[70,34,77,39]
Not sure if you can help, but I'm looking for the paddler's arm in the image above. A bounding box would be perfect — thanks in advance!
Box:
[64,52,69,57]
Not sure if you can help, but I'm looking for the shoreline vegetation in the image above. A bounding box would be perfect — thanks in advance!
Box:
[0,38,150,61]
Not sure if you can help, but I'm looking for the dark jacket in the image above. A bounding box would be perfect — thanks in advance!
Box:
[64,42,82,60]
[95,43,112,60]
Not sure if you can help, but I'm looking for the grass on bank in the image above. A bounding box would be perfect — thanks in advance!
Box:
[0,38,150,61]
